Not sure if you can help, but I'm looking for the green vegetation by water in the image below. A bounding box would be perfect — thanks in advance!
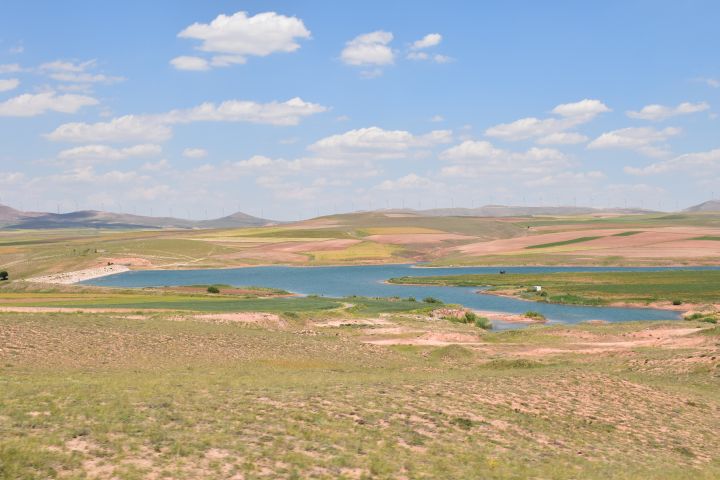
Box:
[389,270,720,306]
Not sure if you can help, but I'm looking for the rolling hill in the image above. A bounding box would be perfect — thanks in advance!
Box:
[0,205,274,229]
[684,200,720,212]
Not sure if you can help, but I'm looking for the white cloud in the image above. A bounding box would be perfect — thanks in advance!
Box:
[696,77,719,88]
[485,99,610,141]
[0,78,19,92]
[36,59,124,84]
[524,170,605,187]
[47,115,172,143]
[58,144,162,163]
[0,171,25,185]
[588,126,680,157]
[626,101,709,121]
[141,159,170,171]
[309,126,452,160]
[182,147,208,158]
[50,72,124,84]
[430,114,445,122]
[551,99,611,119]
[439,140,571,178]
[411,33,442,50]
[0,64,22,74]
[175,11,311,69]
[377,173,442,191]
[341,31,394,66]
[40,60,95,72]
[162,97,327,126]
[170,56,210,71]
[624,148,720,175]
[536,132,589,145]
[0,91,98,117]
[47,97,327,142]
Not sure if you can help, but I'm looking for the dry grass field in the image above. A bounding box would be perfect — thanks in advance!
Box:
[1,303,719,479]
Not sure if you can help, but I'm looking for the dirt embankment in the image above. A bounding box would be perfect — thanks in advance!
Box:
[25,264,130,285]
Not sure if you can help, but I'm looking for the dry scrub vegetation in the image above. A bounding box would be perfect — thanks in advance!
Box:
[1,309,719,479]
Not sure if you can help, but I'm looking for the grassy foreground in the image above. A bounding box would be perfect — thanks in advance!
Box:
[1,306,719,479]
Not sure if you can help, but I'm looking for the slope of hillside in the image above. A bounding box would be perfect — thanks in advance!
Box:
[0,204,273,229]
[685,200,720,212]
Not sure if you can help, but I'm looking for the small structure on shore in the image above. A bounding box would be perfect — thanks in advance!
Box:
[533,285,542,292]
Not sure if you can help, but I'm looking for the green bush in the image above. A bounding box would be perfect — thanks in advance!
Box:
[524,311,546,321]
[672,300,683,306]
[474,316,492,329]
[407,297,416,302]
[0,270,7,281]
[206,286,220,294]
[423,297,442,304]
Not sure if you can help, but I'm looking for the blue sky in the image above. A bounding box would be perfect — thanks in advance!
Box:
[0,1,719,220]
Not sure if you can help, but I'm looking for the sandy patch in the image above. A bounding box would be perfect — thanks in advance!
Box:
[366,331,482,346]
[314,317,394,327]
[25,264,130,285]
[176,312,286,327]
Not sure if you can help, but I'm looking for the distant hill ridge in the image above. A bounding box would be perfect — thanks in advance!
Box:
[378,205,658,217]
[0,204,274,229]
[684,200,720,212]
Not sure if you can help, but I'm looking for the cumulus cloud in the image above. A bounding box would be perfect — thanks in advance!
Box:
[341,31,394,67]
[182,147,208,158]
[308,126,452,160]
[587,126,680,157]
[485,99,610,142]
[162,97,327,126]
[376,173,442,191]
[40,59,124,84]
[58,144,162,163]
[406,33,451,63]
[551,99,611,119]
[536,132,589,145]
[170,56,210,71]
[624,148,720,175]
[0,78,19,92]
[0,64,22,74]
[0,91,98,117]
[439,140,571,177]
[626,101,709,121]
[174,11,311,69]
[411,33,442,50]
[47,97,327,142]
[47,115,172,143]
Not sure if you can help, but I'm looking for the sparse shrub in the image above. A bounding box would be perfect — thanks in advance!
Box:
[407,297,416,302]
[0,270,8,281]
[539,290,548,297]
[423,296,442,304]
[474,316,492,330]
[524,311,546,321]
[672,300,682,306]
[206,286,220,294]
[450,416,473,429]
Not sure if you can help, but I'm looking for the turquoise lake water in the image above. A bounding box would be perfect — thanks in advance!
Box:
[84,265,720,329]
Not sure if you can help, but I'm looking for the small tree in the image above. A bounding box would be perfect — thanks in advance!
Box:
[0,270,8,281]
[207,285,220,294]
